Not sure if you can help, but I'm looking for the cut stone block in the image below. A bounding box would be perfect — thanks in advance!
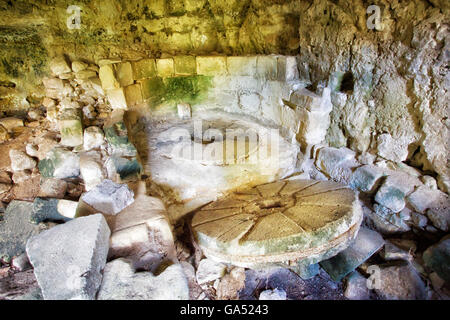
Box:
[83,126,104,150]
[191,179,363,272]
[132,59,156,80]
[99,64,120,90]
[106,88,128,110]
[97,259,189,300]
[38,147,80,179]
[58,108,83,147]
[105,156,142,182]
[124,83,143,107]
[227,56,257,76]
[109,194,176,272]
[156,58,174,77]
[174,56,196,75]
[320,227,385,282]
[277,56,298,81]
[256,56,278,79]
[81,179,134,216]
[9,149,36,172]
[139,77,165,101]
[75,70,97,80]
[115,62,134,87]
[196,56,227,76]
[26,214,111,300]
[50,56,71,76]
[32,198,76,222]
[79,152,105,191]
[349,165,385,193]
[196,259,227,285]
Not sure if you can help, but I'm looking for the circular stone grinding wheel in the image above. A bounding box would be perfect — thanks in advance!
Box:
[191,179,363,270]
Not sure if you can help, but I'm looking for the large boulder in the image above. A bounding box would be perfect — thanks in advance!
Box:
[97,259,189,300]
[26,214,111,300]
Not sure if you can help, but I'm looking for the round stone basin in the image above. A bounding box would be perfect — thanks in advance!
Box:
[191,179,363,269]
[139,110,300,221]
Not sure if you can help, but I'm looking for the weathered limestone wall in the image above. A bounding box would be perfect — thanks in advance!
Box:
[0,0,448,192]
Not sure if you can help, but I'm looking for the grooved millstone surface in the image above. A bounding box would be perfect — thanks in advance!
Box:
[191,179,363,267]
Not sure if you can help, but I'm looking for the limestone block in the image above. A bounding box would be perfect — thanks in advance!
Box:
[71,61,88,73]
[26,214,111,300]
[139,77,164,101]
[124,84,143,106]
[38,147,80,179]
[99,64,120,90]
[196,56,227,76]
[375,176,416,213]
[174,56,196,75]
[50,56,71,76]
[227,56,257,76]
[58,108,83,147]
[75,70,97,80]
[115,62,134,87]
[177,103,191,119]
[105,156,142,182]
[277,56,299,81]
[132,59,157,80]
[423,237,450,282]
[239,92,260,114]
[349,165,385,193]
[377,133,409,163]
[83,126,104,150]
[156,58,174,77]
[80,152,105,191]
[32,198,77,222]
[42,77,64,90]
[0,117,24,132]
[104,115,137,157]
[106,88,128,110]
[256,56,277,79]
[9,149,36,172]
[406,185,448,213]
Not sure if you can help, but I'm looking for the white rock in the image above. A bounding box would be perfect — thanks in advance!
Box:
[259,288,287,300]
[377,133,409,163]
[99,64,120,90]
[315,146,358,183]
[71,61,88,73]
[196,259,227,285]
[83,126,104,150]
[97,259,189,300]
[79,152,105,191]
[0,117,24,132]
[177,103,191,119]
[407,185,448,213]
[26,214,111,300]
[81,179,134,215]
[9,149,36,172]
[344,271,370,300]
[12,252,32,272]
[426,207,450,231]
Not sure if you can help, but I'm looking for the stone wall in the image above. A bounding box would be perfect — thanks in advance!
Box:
[0,0,448,192]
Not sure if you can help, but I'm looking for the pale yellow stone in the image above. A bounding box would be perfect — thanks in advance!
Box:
[99,64,120,90]
[196,56,227,76]
[156,58,174,77]
[132,59,157,80]
[124,84,143,106]
[174,56,196,75]
[106,88,128,110]
[115,62,134,87]
[227,56,257,76]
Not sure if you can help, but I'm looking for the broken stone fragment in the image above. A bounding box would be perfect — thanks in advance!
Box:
[377,133,409,163]
[0,124,9,142]
[423,236,450,282]
[32,198,77,223]
[315,146,358,183]
[0,201,41,263]
[42,77,64,90]
[375,176,414,213]
[259,288,287,300]
[196,259,227,285]
[192,179,363,273]
[38,147,80,179]
[38,178,67,198]
[26,214,111,300]
[105,156,142,182]
[0,117,24,132]
[407,185,448,214]
[11,252,32,272]
[115,62,134,87]
[71,61,88,73]
[344,271,370,300]
[374,263,427,300]
[49,56,71,76]
[349,165,384,193]
[80,179,134,216]
[372,204,411,233]
[97,258,189,300]
[426,207,450,231]
[381,240,413,262]
[9,149,36,172]
[108,193,176,272]
[58,108,83,147]
[216,267,246,300]
[104,114,137,157]
[320,227,385,282]
[79,152,105,191]
[83,126,104,150]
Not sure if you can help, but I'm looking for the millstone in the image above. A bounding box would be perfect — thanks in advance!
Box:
[191,179,363,271]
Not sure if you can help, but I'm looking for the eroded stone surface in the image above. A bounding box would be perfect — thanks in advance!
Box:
[191,179,362,271]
